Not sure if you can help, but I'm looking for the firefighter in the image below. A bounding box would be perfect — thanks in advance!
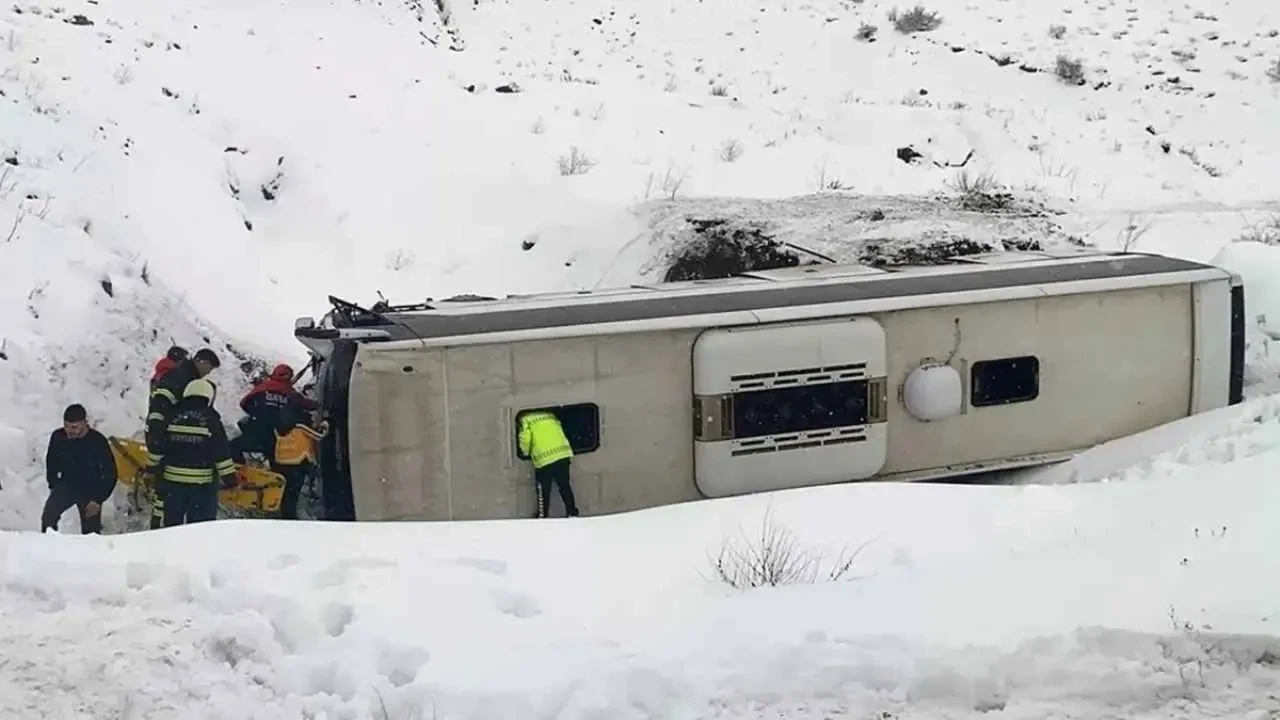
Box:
[273,408,329,519]
[41,404,118,534]
[517,409,580,518]
[232,363,318,464]
[148,378,238,527]
[145,347,221,459]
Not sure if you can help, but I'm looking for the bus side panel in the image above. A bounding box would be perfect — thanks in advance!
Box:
[346,345,449,521]
[879,284,1194,475]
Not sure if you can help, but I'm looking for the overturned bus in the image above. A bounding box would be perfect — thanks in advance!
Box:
[294,249,1245,521]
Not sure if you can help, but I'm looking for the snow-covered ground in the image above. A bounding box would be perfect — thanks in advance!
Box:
[4,444,1280,718]
[4,0,1280,715]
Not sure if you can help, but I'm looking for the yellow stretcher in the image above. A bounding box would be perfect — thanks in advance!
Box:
[107,436,286,514]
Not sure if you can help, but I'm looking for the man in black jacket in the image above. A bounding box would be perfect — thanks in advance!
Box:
[149,378,238,527]
[145,347,220,460]
[41,404,118,534]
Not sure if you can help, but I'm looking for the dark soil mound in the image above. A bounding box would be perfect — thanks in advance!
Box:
[662,218,810,282]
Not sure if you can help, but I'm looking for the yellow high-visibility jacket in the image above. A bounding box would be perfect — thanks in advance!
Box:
[517,411,573,469]
[274,422,328,466]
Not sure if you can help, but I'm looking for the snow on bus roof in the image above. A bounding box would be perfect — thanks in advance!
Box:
[363,252,1222,341]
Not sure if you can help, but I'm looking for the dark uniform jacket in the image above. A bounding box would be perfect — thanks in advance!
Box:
[240,378,318,447]
[152,400,237,486]
[145,359,200,454]
[46,428,118,502]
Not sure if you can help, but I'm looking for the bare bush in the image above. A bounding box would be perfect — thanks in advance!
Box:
[718,138,744,163]
[556,146,596,176]
[0,164,15,199]
[709,83,730,97]
[706,508,867,590]
[945,170,1013,212]
[856,23,878,41]
[4,208,25,244]
[1237,214,1280,245]
[1118,213,1151,251]
[1267,58,1280,83]
[385,248,416,271]
[889,5,942,34]
[1054,55,1086,85]
[642,165,687,201]
[1048,24,1067,39]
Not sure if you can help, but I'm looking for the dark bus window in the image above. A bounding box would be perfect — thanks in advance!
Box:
[971,355,1040,407]
[515,403,601,459]
[732,380,868,440]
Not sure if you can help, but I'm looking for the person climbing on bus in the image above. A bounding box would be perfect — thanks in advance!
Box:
[517,409,580,519]
[148,378,238,527]
[272,405,329,519]
[145,347,221,460]
[232,363,318,464]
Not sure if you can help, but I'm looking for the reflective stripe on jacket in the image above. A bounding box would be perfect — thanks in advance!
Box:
[274,424,325,466]
[517,411,573,469]
[160,423,237,484]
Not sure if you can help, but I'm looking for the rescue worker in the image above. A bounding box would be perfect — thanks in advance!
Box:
[149,345,189,392]
[148,378,238,527]
[517,409,580,518]
[41,403,118,534]
[232,363,318,464]
[145,347,221,458]
[273,409,329,519]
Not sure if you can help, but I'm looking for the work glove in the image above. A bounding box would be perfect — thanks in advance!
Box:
[138,465,159,488]
[221,472,240,489]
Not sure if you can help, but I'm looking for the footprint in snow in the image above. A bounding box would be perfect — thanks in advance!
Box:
[490,588,542,619]
[377,645,432,688]
[267,553,302,571]
[454,556,509,576]
[312,556,398,588]
[322,602,355,637]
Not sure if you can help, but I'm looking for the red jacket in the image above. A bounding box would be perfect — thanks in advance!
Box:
[152,357,178,383]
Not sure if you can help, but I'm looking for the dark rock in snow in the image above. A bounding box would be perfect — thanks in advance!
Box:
[494,82,522,94]
[858,235,1044,268]
[663,218,806,282]
[99,278,114,297]
[896,146,924,164]
[65,14,93,26]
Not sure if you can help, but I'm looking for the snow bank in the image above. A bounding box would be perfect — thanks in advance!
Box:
[1212,240,1280,396]
[3,460,1279,717]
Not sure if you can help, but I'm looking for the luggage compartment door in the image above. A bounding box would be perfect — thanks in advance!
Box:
[692,317,889,498]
